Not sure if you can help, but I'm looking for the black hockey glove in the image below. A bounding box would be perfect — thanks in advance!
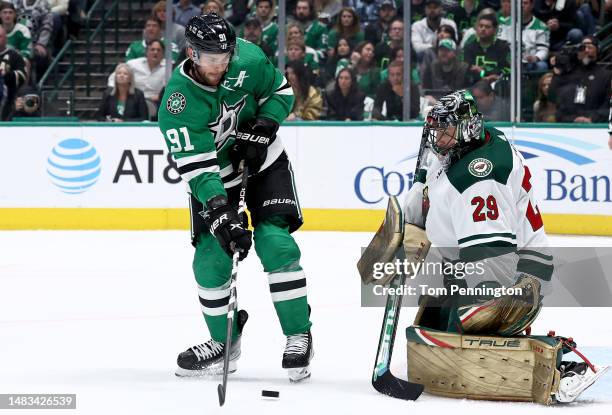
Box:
[230,117,279,173]
[201,195,252,261]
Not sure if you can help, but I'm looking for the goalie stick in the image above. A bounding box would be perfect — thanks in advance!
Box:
[371,129,429,401]
[217,162,249,407]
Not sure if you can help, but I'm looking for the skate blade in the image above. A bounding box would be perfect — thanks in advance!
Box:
[557,365,610,403]
[287,366,311,383]
[175,361,237,378]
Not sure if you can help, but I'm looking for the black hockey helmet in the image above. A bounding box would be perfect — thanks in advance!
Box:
[185,13,236,56]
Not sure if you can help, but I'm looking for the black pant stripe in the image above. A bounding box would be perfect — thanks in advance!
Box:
[269,278,306,293]
[199,295,230,308]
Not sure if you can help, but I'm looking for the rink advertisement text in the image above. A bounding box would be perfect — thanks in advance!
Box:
[0,125,610,233]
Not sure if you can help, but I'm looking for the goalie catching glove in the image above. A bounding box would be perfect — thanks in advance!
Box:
[201,195,252,260]
[230,118,279,173]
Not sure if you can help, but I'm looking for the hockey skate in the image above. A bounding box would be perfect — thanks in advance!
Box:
[555,361,610,403]
[282,331,314,382]
[175,310,248,377]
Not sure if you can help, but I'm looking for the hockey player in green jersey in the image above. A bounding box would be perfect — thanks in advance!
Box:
[157,13,313,382]
[402,90,609,403]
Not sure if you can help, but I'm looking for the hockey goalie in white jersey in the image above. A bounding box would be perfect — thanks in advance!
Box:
[401,90,609,404]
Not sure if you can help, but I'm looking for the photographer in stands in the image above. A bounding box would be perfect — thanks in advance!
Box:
[549,36,611,123]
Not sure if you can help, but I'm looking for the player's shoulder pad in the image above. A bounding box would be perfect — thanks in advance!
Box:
[159,61,212,123]
[446,127,514,194]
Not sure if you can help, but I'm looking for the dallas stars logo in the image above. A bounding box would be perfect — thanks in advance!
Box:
[208,96,247,150]
[167,92,186,114]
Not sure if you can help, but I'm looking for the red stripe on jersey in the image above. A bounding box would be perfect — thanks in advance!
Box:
[522,165,532,193]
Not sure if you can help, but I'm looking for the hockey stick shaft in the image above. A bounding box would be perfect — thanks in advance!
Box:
[218,162,249,407]
[371,128,429,400]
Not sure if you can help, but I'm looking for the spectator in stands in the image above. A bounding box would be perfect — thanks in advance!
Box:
[327,7,363,54]
[323,67,365,121]
[13,0,54,82]
[97,63,148,122]
[0,25,27,120]
[422,39,475,102]
[411,0,457,60]
[286,22,320,67]
[374,17,403,69]
[497,0,511,42]
[322,36,351,86]
[522,0,549,72]
[289,0,328,61]
[243,17,274,60]
[153,1,185,50]
[446,0,484,38]
[11,85,41,118]
[533,72,555,122]
[364,0,397,46]
[286,39,319,78]
[109,40,167,120]
[462,13,510,83]
[0,2,32,62]
[48,0,68,51]
[534,0,583,51]
[460,7,497,47]
[174,0,200,26]
[549,35,611,123]
[374,17,404,69]
[419,23,457,76]
[470,80,510,121]
[351,40,380,98]
[285,60,323,120]
[372,60,419,121]
[255,0,278,54]
[125,16,179,63]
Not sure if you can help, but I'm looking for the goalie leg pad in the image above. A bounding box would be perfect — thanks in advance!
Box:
[406,326,563,405]
[457,276,543,336]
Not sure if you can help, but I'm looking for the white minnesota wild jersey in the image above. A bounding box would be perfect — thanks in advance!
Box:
[405,127,553,287]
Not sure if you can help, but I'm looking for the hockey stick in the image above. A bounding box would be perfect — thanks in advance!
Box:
[218,162,249,407]
[371,129,429,401]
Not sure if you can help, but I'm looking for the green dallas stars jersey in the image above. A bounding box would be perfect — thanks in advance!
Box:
[157,38,294,205]
[404,127,553,287]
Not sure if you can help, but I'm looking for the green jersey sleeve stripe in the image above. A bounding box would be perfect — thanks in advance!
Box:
[458,232,516,247]
[517,249,553,261]
[459,243,517,262]
[517,258,554,281]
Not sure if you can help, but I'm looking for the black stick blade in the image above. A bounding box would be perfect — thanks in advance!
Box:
[372,369,424,401]
[217,384,226,406]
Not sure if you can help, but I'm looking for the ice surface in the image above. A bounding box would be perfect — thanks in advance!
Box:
[0,231,610,414]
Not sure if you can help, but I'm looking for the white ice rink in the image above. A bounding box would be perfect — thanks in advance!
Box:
[0,231,611,415]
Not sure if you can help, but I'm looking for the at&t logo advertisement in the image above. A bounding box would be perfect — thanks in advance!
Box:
[47,139,101,194]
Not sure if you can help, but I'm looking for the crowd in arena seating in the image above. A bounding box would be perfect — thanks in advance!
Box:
[1,0,611,123]
[0,0,88,120]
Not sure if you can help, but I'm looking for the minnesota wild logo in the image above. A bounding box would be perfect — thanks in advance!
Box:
[468,158,493,178]
[208,95,247,150]
[166,92,186,114]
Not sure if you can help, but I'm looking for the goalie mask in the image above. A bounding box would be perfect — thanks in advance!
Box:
[425,90,484,158]
[185,13,237,69]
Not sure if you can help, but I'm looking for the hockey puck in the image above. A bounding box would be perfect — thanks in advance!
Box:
[261,390,280,398]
